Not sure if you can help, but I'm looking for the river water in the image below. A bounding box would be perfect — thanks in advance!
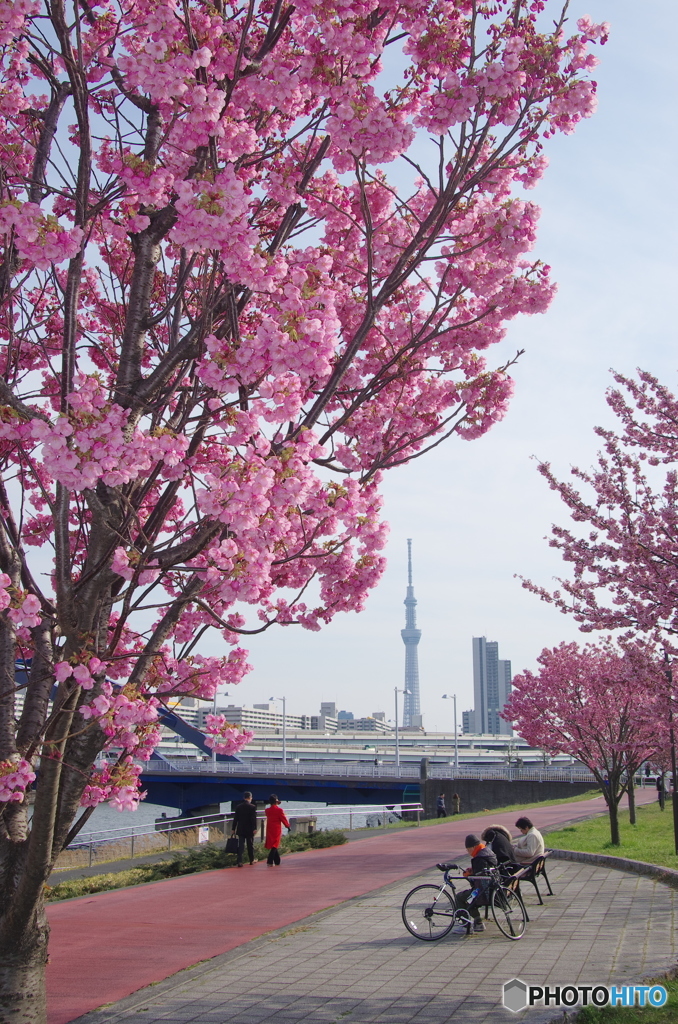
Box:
[78,798,409,840]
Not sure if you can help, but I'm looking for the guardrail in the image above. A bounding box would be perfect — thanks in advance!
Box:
[141,759,421,779]
[427,766,597,783]
[58,802,424,871]
[138,759,597,783]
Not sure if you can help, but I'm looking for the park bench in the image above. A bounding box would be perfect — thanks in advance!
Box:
[501,852,554,907]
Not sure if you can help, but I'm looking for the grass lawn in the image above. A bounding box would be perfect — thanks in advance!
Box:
[575,976,678,1023]
[433,787,602,825]
[546,798,678,871]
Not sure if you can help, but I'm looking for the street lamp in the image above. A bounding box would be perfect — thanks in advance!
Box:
[394,687,411,769]
[442,694,459,771]
[269,696,287,765]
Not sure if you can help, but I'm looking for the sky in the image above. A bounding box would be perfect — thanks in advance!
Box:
[221,0,678,730]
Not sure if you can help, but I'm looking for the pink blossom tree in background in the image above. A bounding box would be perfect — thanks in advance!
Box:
[0,0,608,1016]
[503,640,665,845]
[523,370,678,853]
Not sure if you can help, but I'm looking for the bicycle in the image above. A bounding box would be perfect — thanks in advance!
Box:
[401,863,528,941]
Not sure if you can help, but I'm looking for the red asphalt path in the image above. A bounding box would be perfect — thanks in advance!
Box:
[47,789,656,1024]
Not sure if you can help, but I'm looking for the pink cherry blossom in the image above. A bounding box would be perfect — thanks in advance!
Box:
[0,757,36,803]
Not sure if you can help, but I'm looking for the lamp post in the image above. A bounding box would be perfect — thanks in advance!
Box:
[394,687,411,769]
[270,696,287,765]
[442,694,458,771]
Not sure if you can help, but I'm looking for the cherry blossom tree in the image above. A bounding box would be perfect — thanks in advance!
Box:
[526,371,678,645]
[0,0,608,1017]
[523,370,678,854]
[503,640,664,845]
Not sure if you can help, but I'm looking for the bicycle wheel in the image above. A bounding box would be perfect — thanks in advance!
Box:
[402,884,456,941]
[490,885,527,940]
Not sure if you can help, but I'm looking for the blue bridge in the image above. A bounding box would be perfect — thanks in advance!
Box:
[140,759,422,815]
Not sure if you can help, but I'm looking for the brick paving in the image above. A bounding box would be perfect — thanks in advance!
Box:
[72,859,677,1024]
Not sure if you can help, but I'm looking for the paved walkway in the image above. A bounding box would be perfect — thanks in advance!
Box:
[47,791,658,1024]
[71,858,677,1024]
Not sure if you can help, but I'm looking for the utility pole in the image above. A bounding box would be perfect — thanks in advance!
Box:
[394,687,411,769]
[270,696,287,765]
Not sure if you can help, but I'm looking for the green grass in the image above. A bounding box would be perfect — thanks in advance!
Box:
[428,788,602,825]
[46,829,348,902]
[575,975,678,1022]
[546,799,678,871]
[354,788,602,834]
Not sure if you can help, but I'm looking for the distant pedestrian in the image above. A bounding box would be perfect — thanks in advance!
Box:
[657,775,666,811]
[231,791,258,867]
[265,794,291,865]
[452,793,461,815]
[436,793,446,818]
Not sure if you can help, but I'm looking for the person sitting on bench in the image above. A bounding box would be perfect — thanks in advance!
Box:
[512,816,544,864]
[481,824,515,864]
[438,833,497,933]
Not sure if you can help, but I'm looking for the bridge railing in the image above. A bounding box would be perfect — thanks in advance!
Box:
[141,759,421,779]
[139,759,597,783]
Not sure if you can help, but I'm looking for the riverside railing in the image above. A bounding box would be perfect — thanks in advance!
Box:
[57,802,424,871]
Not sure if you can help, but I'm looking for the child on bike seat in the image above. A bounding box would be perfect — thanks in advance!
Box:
[437,833,497,933]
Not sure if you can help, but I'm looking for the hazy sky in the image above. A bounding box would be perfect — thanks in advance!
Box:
[221,0,678,730]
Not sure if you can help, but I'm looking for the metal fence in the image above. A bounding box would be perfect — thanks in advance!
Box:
[57,802,424,871]
[139,759,597,783]
[141,759,421,778]
[427,765,597,783]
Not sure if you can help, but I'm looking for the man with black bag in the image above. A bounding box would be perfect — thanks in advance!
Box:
[231,792,258,866]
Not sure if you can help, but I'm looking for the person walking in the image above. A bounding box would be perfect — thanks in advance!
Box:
[265,794,291,865]
[452,792,461,815]
[231,791,258,867]
[436,793,446,818]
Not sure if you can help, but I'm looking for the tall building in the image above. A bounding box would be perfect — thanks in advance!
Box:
[401,538,422,727]
[463,636,512,735]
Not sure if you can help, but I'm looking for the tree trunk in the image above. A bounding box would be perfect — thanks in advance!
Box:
[0,924,49,1024]
[607,798,621,846]
[628,775,636,825]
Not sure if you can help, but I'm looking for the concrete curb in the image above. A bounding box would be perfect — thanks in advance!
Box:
[548,846,678,890]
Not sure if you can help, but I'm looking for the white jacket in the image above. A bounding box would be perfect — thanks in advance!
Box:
[513,826,544,864]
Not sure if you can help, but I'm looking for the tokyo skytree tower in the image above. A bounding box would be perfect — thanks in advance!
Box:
[401,538,422,727]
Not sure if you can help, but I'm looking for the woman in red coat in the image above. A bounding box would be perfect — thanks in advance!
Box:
[265,794,291,865]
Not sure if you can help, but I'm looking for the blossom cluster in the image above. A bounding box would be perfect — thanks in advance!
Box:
[21,375,190,491]
[0,756,36,803]
[0,201,83,270]
[80,758,145,811]
[79,685,161,756]
[202,714,254,755]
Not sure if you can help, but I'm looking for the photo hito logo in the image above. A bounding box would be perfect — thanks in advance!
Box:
[502,978,668,1012]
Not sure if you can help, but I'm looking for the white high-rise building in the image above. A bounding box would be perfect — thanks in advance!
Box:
[462,636,512,735]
